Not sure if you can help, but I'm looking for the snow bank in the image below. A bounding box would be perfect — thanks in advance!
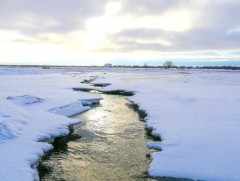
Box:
[49,102,90,117]
[0,68,101,181]
[79,98,103,106]
[92,83,111,87]
[1,66,240,181]
[95,69,240,181]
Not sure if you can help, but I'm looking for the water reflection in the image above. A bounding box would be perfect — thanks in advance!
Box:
[39,95,156,181]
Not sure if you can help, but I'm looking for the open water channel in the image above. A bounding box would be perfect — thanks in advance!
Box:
[38,93,158,180]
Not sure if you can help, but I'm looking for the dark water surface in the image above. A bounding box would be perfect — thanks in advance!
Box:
[39,94,157,181]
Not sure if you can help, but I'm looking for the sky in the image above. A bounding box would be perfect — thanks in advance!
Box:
[1,0,240,66]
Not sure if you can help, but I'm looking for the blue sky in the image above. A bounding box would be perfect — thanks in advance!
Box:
[0,0,240,66]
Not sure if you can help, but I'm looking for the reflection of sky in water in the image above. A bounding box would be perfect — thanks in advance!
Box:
[40,94,155,181]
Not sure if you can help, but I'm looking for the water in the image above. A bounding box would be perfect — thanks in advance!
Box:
[39,94,156,181]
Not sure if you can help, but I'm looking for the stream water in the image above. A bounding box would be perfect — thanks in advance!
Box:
[38,94,157,181]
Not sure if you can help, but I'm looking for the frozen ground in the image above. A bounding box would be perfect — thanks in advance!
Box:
[0,66,240,180]
[0,68,101,180]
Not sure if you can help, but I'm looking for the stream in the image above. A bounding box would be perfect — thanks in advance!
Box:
[38,94,157,181]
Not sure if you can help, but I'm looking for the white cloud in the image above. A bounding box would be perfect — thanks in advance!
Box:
[0,0,240,65]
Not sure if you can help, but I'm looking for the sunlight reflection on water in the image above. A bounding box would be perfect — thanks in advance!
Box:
[40,94,156,181]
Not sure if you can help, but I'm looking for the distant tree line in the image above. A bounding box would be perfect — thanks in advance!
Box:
[113,65,240,70]
[1,62,240,70]
[114,61,240,70]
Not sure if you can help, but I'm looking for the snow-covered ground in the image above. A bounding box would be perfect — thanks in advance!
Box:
[1,66,240,180]
[0,68,101,180]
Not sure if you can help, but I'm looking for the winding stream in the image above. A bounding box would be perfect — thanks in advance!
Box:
[38,94,157,180]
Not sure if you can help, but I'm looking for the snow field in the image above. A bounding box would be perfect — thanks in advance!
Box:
[1,67,240,180]
[94,70,240,181]
[0,71,101,180]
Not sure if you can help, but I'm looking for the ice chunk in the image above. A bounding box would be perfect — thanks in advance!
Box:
[49,102,90,117]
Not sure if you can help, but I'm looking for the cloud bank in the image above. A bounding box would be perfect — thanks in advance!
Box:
[0,0,240,64]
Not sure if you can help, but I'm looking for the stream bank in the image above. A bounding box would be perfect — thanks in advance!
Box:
[38,93,158,180]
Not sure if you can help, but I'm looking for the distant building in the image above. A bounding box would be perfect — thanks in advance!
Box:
[42,65,50,69]
[104,63,112,68]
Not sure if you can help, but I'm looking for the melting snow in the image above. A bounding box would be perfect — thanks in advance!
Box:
[0,67,240,181]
